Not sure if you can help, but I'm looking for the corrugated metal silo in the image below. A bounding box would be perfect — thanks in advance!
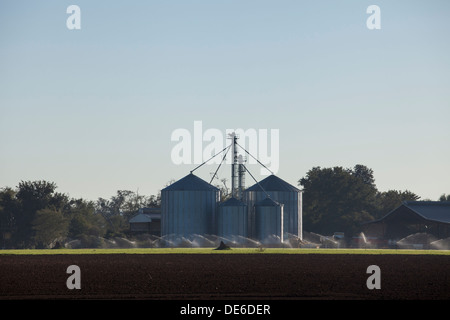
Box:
[254,197,284,244]
[217,197,248,239]
[161,173,220,238]
[244,175,302,240]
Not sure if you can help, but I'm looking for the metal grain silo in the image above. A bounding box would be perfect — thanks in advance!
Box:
[217,197,248,239]
[244,175,302,240]
[254,197,283,244]
[161,173,220,239]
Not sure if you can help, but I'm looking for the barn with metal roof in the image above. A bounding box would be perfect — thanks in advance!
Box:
[129,208,161,235]
[363,201,450,241]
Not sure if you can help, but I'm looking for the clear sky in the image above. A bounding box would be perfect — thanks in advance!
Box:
[1,0,449,202]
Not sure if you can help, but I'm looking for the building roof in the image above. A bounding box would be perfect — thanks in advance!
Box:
[162,173,219,191]
[368,201,450,225]
[130,208,161,223]
[129,213,153,223]
[245,174,301,193]
[402,201,450,224]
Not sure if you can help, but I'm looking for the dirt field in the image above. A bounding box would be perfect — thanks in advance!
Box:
[0,253,449,300]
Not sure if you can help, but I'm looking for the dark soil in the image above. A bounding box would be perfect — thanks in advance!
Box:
[0,254,449,300]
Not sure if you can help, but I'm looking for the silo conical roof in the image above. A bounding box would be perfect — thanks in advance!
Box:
[255,197,282,207]
[246,174,300,192]
[162,173,219,191]
[219,197,246,207]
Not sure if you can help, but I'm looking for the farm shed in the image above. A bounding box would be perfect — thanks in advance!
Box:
[129,208,161,235]
[363,201,450,242]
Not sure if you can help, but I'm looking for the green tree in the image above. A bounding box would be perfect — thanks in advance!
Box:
[67,198,106,238]
[439,194,450,201]
[14,180,68,248]
[145,193,161,208]
[352,164,375,186]
[0,187,19,248]
[96,190,143,222]
[32,209,68,248]
[95,189,161,236]
[106,214,128,238]
[373,190,420,219]
[298,165,378,237]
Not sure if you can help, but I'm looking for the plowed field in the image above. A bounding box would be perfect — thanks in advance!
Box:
[0,254,449,300]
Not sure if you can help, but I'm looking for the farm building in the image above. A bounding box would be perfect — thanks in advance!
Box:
[362,201,450,246]
[129,207,161,235]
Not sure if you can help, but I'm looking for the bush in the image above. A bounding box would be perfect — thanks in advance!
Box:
[78,235,105,248]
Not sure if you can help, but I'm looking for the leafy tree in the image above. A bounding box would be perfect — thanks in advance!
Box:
[67,199,106,238]
[439,194,450,201]
[32,209,68,248]
[14,181,68,248]
[146,193,161,208]
[96,190,150,222]
[1,180,167,248]
[298,164,424,239]
[373,190,420,219]
[299,165,378,237]
[352,164,375,186]
[105,215,128,238]
[95,189,162,235]
[0,187,19,248]
[374,190,420,219]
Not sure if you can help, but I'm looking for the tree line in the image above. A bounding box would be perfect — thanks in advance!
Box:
[0,181,160,249]
[300,164,421,237]
[0,164,448,249]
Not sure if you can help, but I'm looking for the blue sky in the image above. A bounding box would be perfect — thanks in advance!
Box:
[1,1,449,201]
